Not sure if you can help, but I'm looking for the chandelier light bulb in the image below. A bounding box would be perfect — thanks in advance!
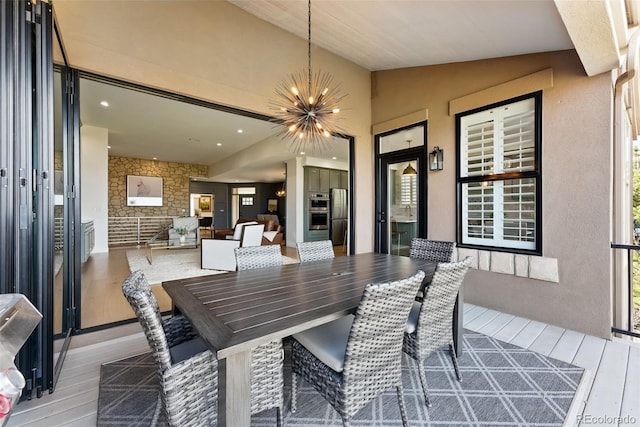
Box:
[270,0,347,152]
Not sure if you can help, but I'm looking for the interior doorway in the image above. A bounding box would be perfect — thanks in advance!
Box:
[232,187,257,224]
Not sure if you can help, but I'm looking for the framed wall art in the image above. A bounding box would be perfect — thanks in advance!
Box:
[199,194,213,213]
[127,175,163,206]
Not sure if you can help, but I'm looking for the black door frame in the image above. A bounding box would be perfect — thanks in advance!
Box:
[374,122,428,254]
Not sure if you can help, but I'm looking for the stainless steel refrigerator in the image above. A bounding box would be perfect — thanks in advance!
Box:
[330,188,348,245]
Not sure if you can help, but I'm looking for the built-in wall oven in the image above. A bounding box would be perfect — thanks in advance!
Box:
[309,193,329,230]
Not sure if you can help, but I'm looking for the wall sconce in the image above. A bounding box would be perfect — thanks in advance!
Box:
[429,146,444,171]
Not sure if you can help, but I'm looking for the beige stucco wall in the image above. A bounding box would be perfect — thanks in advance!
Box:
[53,0,374,252]
[372,50,613,338]
[52,2,614,336]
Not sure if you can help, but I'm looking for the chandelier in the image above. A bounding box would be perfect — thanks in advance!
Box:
[271,0,347,152]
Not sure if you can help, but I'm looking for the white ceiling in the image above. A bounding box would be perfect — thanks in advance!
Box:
[79,79,279,166]
[76,77,350,183]
[69,0,583,183]
[227,0,575,71]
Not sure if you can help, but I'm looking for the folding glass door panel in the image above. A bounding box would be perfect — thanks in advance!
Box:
[1,0,57,395]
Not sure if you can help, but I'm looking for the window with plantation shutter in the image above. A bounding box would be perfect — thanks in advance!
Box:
[400,174,416,205]
[457,92,541,253]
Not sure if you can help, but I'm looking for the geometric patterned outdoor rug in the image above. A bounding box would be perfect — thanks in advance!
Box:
[97,329,585,426]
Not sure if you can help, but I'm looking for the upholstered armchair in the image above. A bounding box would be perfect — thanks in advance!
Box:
[201,223,265,271]
[214,217,282,242]
[168,216,199,241]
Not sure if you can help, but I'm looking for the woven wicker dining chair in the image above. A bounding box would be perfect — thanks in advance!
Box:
[409,238,456,262]
[403,256,472,408]
[232,244,286,423]
[122,270,217,426]
[290,270,426,427]
[122,270,285,426]
[235,244,283,270]
[296,240,335,263]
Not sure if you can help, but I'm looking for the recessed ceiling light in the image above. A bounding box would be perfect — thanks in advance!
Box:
[216,143,222,146]
[300,151,305,155]
[100,101,109,107]
[237,129,243,134]
[153,157,157,160]
[107,145,111,149]
[332,156,337,160]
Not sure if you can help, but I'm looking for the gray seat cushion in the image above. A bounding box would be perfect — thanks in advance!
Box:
[169,336,208,365]
[405,301,421,334]
[292,314,354,373]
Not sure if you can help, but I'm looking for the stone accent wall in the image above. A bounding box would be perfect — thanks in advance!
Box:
[456,247,559,283]
[109,156,207,217]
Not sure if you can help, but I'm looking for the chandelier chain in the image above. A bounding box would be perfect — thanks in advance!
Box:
[308,0,312,94]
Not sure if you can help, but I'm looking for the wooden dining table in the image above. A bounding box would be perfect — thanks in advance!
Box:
[162,252,462,427]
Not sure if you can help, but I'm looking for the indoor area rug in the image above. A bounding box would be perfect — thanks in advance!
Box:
[97,329,586,426]
[126,248,298,285]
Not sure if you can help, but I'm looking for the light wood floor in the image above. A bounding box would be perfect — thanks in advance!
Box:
[7,303,639,426]
[61,244,310,332]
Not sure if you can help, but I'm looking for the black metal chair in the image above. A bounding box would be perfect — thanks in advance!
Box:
[290,270,426,427]
[403,257,472,408]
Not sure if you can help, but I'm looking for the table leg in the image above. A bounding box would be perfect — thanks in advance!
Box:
[146,247,153,265]
[218,350,252,427]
